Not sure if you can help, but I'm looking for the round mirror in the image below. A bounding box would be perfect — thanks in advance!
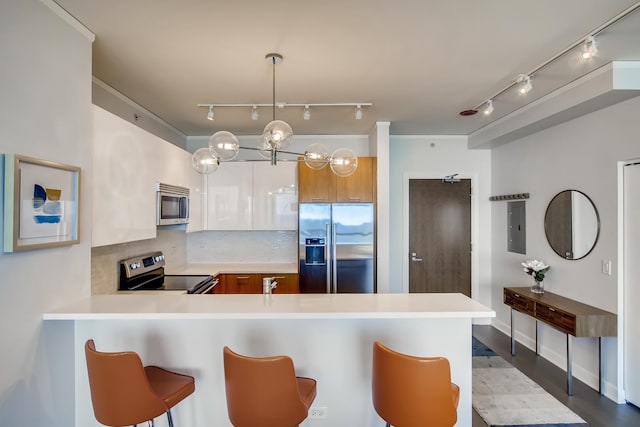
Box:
[544,190,599,260]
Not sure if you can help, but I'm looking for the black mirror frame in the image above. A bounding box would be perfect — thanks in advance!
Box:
[544,189,600,261]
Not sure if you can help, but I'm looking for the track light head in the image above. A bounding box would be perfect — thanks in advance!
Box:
[581,35,597,59]
[207,105,215,121]
[251,106,259,120]
[303,105,311,120]
[516,74,532,95]
[483,99,494,115]
[355,105,363,120]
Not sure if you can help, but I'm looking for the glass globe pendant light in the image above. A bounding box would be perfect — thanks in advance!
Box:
[259,53,294,164]
[209,130,240,161]
[330,147,358,177]
[191,147,220,174]
[304,143,330,170]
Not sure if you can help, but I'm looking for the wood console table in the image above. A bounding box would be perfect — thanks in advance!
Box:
[504,287,617,395]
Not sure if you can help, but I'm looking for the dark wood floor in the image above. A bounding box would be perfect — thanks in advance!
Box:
[472,325,640,427]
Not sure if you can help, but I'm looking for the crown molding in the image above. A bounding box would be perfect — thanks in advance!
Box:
[40,0,95,42]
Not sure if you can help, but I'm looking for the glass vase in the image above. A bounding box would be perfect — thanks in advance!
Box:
[531,279,544,294]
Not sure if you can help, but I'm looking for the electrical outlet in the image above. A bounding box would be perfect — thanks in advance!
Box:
[602,260,612,275]
[309,407,328,419]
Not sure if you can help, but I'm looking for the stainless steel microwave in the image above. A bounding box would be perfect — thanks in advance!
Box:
[156,183,189,225]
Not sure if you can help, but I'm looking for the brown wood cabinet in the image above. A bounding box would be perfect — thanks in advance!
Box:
[503,286,616,395]
[213,273,299,294]
[298,157,375,203]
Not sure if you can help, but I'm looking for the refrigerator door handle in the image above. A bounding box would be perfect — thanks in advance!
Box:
[332,222,338,294]
[326,222,331,294]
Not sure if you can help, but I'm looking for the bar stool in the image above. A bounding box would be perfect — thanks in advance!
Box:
[371,341,459,427]
[84,339,195,427]
[223,346,317,427]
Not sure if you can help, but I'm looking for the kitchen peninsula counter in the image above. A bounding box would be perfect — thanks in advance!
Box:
[44,293,494,427]
[43,292,493,320]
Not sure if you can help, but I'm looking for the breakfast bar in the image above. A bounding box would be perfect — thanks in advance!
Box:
[44,293,494,427]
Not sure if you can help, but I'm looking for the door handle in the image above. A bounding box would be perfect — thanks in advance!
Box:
[410,252,423,262]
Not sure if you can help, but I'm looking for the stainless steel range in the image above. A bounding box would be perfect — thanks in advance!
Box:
[119,251,216,294]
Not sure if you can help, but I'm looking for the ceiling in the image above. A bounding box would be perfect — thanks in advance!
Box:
[54,0,640,137]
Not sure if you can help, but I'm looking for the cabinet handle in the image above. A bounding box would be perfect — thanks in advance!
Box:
[349,197,361,201]
[237,276,250,280]
[548,307,556,312]
[311,198,325,201]
[273,276,286,279]
[514,293,520,298]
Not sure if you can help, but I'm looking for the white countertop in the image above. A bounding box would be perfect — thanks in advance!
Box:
[43,293,495,320]
[166,262,298,276]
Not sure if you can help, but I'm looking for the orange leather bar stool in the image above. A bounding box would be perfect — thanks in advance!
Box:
[84,339,195,427]
[223,346,317,427]
[372,341,460,427]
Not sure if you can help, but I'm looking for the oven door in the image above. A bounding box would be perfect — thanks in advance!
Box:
[163,275,217,294]
[157,191,189,225]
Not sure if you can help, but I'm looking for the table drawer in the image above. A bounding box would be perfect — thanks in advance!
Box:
[504,289,535,316]
[535,302,576,334]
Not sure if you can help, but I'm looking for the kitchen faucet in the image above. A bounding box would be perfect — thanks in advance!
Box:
[262,277,278,294]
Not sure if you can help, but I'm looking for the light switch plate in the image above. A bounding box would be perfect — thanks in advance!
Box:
[602,260,612,275]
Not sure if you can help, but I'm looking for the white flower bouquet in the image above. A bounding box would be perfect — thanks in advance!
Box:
[521,259,550,283]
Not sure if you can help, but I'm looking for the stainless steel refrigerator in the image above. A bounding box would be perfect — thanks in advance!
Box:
[298,203,375,293]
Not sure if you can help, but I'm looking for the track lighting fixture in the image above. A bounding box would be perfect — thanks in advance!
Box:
[517,74,532,94]
[483,100,494,116]
[581,35,597,59]
[192,53,363,177]
[355,105,363,120]
[460,2,640,119]
[199,102,372,119]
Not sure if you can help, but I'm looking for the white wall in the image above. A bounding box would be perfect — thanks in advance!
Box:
[490,95,640,399]
[388,136,493,307]
[0,0,93,425]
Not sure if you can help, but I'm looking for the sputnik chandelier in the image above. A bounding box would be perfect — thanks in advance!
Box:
[192,53,373,177]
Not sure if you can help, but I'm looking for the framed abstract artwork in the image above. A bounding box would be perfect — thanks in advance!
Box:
[3,154,81,252]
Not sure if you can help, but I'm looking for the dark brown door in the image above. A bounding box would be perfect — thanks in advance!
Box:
[409,179,471,296]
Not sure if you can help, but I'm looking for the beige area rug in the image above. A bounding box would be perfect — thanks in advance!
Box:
[473,355,589,426]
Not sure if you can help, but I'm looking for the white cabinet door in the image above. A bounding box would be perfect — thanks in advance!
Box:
[186,171,204,233]
[206,162,253,230]
[92,106,157,247]
[252,162,298,230]
[624,164,640,406]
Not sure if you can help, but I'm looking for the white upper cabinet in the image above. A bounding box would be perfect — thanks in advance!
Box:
[206,162,253,230]
[186,172,204,233]
[253,162,298,230]
[205,161,298,231]
[92,106,157,247]
[92,105,202,246]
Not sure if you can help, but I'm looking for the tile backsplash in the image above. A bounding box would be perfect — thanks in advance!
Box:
[91,228,297,294]
[187,230,297,263]
[91,228,187,294]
